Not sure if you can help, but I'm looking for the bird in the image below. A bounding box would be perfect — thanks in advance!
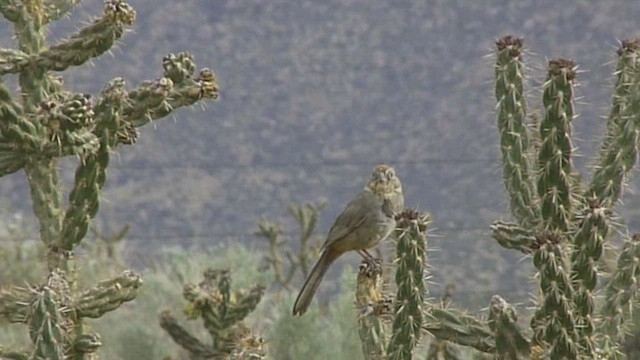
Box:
[292,164,404,316]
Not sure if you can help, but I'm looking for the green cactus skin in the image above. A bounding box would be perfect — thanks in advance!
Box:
[74,270,143,318]
[494,35,539,228]
[160,311,220,359]
[569,199,608,356]
[29,287,65,360]
[356,260,388,360]
[422,306,495,354]
[386,210,428,360]
[162,269,266,357]
[587,40,640,207]
[0,1,217,358]
[598,234,640,359]
[488,295,530,360]
[489,220,536,254]
[530,232,579,359]
[537,58,577,232]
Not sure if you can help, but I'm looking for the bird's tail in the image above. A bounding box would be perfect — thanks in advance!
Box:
[292,248,340,316]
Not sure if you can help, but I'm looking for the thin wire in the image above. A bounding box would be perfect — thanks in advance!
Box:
[110,157,498,170]
[123,225,493,242]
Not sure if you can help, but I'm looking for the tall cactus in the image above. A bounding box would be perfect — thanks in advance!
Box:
[494,35,539,228]
[403,36,640,359]
[0,1,218,357]
[160,269,266,359]
[386,210,428,360]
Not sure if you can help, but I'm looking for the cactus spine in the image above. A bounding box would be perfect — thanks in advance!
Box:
[0,1,217,357]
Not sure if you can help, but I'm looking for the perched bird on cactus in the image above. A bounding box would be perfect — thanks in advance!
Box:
[292,164,404,315]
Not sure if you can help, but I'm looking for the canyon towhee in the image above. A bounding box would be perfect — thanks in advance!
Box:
[292,164,404,316]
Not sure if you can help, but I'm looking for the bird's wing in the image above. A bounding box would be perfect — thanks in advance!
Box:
[321,191,377,249]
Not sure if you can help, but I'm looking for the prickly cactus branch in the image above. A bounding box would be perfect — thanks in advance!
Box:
[356,259,390,360]
[570,197,609,355]
[530,231,579,358]
[162,269,266,357]
[494,35,539,227]
[422,306,495,354]
[587,39,640,208]
[490,220,536,254]
[160,311,220,359]
[537,58,577,232]
[386,209,428,359]
[488,295,530,359]
[598,234,640,358]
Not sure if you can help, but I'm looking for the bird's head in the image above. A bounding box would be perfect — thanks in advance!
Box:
[365,164,402,197]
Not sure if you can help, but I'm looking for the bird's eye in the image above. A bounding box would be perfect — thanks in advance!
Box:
[386,170,395,178]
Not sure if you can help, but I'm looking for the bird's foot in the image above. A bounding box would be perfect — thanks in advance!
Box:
[359,256,383,276]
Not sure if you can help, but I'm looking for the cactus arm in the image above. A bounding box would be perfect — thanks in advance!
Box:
[124,64,219,128]
[74,270,142,318]
[0,81,27,175]
[28,288,65,360]
[569,199,608,356]
[494,36,539,227]
[488,295,530,359]
[227,285,264,324]
[386,210,428,359]
[168,269,263,356]
[598,234,640,359]
[59,131,108,250]
[160,311,219,359]
[423,306,495,354]
[24,160,63,263]
[0,0,20,22]
[530,232,580,358]
[536,59,577,232]
[12,1,65,270]
[490,220,535,254]
[0,48,30,75]
[587,40,640,207]
[35,1,135,72]
[356,260,388,360]
[43,0,81,23]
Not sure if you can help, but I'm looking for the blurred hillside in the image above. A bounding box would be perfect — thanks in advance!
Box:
[1,0,640,308]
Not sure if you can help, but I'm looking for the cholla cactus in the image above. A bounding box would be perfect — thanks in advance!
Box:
[355,259,389,360]
[0,1,217,357]
[160,269,266,359]
[354,36,640,359]
[491,36,640,358]
[355,209,430,360]
[386,210,429,360]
